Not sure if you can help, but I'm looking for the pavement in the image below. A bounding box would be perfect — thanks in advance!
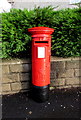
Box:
[1,88,81,120]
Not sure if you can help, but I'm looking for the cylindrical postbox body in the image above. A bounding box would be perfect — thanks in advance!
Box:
[28,27,54,102]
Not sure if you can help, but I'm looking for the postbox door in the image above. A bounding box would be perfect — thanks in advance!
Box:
[32,39,51,86]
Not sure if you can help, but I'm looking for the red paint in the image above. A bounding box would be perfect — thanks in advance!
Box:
[28,27,54,86]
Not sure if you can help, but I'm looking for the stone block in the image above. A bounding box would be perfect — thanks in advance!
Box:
[79,60,81,68]
[21,82,30,90]
[51,61,65,73]
[19,73,30,82]
[71,85,80,87]
[50,69,74,79]
[2,58,31,65]
[9,64,23,73]
[56,85,72,89]
[2,74,19,83]
[0,65,2,76]
[50,72,57,79]
[59,69,74,78]
[66,78,79,85]
[2,84,11,92]
[0,84,2,92]
[9,64,31,73]
[22,64,31,72]
[79,77,81,85]
[51,78,65,86]
[75,69,81,77]
[2,65,9,74]
[0,75,2,84]
[2,91,19,95]
[65,61,79,69]
[11,82,22,91]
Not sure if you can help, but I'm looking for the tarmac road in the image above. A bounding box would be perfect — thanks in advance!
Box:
[1,88,81,120]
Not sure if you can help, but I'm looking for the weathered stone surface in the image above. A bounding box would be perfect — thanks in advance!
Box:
[11,82,22,91]
[50,78,65,86]
[9,64,23,73]
[9,64,31,73]
[50,72,57,79]
[66,78,79,85]
[21,82,30,90]
[0,65,2,76]
[71,57,81,61]
[0,84,2,92]
[2,74,19,83]
[22,64,31,72]
[79,77,81,85]
[0,75,2,84]
[51,69,74,79]
[56,85,72,89]
[65,61,79,69]
[51,61,65,72]
[2,58,31,65]
[75,69,81,77]
[2,65,9,74]
[2,84,11,92]
[71,85,80,87]
[19,73,30,82]
[2,91,20,95]
[51,56,72,61]
[51,61,66,79]
[59,69,74,78]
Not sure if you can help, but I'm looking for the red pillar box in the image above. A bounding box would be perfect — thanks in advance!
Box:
[28,27,54,102]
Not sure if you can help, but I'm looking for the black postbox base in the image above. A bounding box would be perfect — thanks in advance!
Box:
[31,85,49,103]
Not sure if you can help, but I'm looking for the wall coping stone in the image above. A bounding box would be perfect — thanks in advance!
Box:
[1,58,31,65]
[51,57,81,61]
[1,57,81,65]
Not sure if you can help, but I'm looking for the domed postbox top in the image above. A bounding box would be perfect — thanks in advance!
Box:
[28,27,54,35]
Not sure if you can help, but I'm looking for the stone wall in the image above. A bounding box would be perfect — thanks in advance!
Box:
[0,57,81,95]
[50,57,81,89]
